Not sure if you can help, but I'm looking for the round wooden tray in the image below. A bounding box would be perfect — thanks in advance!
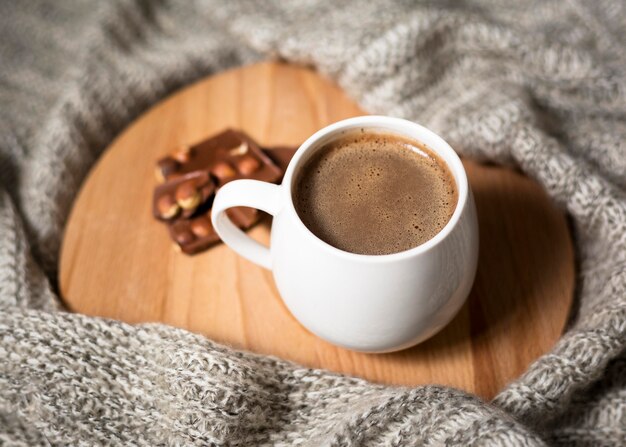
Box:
[60,62,574,399]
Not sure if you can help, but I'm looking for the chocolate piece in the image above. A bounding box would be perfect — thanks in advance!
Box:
[190,215,213,237]
[156,129,282,187]
[171,222,196,245]
[227,206,259,229]
[153,171,215,221]
[175,181,201,210]
[153,131,300,255]
[168,207,259,255]
[156,194,180,220]
[262,146,298,174]
[155,158,180,182]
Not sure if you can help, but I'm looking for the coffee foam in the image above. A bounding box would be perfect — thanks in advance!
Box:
[293,131,457,255]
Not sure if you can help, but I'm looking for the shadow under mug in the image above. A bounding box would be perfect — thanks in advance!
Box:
[212,116,479,352]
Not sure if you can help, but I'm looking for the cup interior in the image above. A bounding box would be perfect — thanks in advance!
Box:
[282,116,469,259]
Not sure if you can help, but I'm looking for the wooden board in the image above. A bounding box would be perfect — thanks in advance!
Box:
[59,62,574,399]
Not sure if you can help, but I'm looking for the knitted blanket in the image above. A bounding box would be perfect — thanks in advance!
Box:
[1,1,624,445]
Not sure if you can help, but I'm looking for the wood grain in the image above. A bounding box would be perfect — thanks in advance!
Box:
[59,62,574,399]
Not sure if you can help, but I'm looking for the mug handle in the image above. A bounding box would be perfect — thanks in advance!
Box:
[211,179,283,270]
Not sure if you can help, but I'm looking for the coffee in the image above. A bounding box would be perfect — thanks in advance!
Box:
[293,131,457,255]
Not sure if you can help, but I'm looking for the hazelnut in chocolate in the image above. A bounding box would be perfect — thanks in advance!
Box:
[153,171,215,221]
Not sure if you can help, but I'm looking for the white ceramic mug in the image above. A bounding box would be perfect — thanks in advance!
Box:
[211,116,478,352]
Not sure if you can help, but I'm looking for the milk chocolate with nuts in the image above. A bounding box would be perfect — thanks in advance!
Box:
[168,207,259,255]
[152,171,215,221]
[155,129,282,187]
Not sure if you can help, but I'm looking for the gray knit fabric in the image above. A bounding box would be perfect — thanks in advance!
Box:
[0,1,624,445]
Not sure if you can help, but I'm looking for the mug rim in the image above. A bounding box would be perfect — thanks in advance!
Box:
[281,115,469,262]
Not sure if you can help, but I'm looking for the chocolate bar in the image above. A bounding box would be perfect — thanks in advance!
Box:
[168,206,259,255]
[156,129,282,187]
[154,129,300,255]
[153,171,215,221]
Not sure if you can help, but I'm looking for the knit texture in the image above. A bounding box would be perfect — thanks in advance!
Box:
[0,1,625,445]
